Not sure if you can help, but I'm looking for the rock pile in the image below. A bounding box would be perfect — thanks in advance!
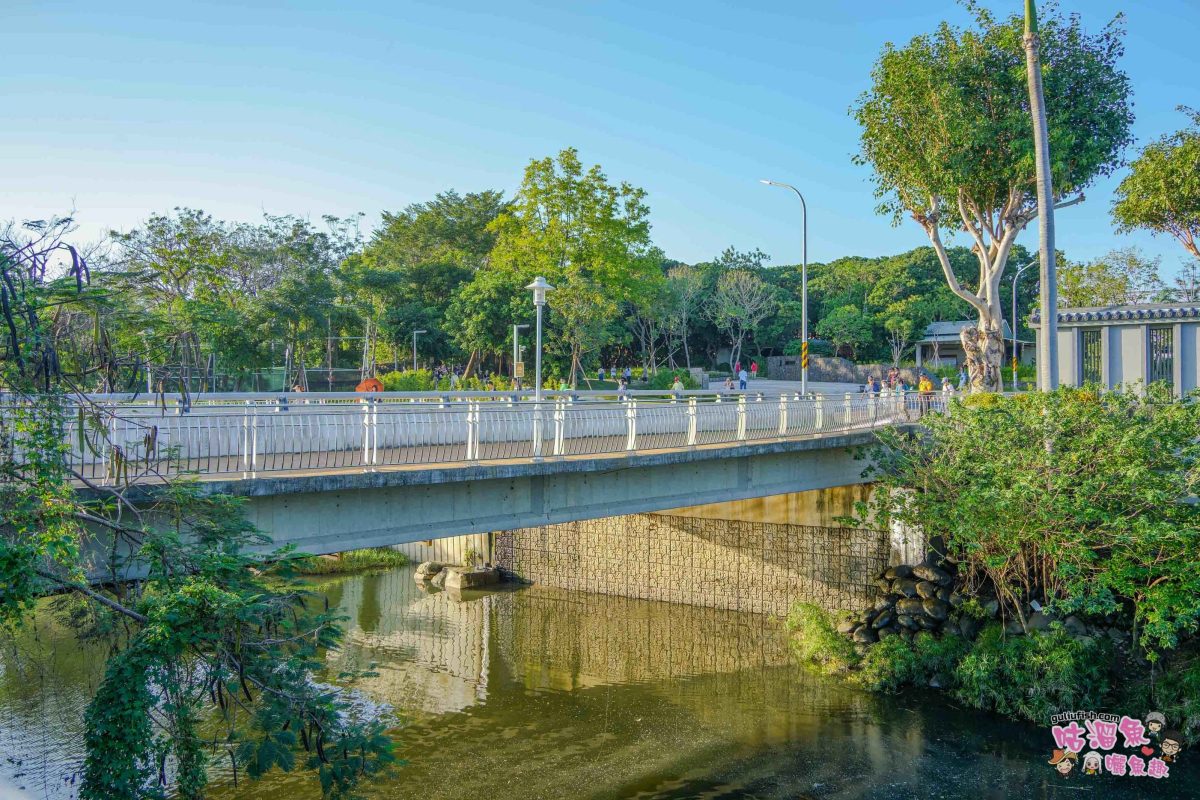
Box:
[840,562,960,644]
[840,561,1132,650]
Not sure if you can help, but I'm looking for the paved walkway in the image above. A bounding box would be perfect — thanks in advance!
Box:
[706,379,864,395]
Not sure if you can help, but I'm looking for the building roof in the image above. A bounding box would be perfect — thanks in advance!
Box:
[1032,303,1200,325]
[918,319,1014,343]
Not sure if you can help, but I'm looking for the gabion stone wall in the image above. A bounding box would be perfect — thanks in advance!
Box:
[494,513,890,616]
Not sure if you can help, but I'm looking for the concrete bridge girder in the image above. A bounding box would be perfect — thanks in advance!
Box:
[196,432,881,556]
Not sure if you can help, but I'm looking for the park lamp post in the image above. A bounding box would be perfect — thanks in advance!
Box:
[512,323,530,389]
[760,179,808,395]
[526,277,554,402]
[1010,260,1037,392]
[411,329,427,371]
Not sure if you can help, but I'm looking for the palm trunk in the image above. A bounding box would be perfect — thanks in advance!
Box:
[1025,0,1059,390]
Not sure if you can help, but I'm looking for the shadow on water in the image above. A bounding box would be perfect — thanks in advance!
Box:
[2,564,1198,799]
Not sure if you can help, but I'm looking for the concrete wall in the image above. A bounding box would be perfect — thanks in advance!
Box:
[1047,320,1200,395]
[496,511,891,616]
[390,533,489,567]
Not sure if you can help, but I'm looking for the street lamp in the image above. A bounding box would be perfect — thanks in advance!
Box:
[411,329,427,371]
[512,323,530,390]
[526,277,554,402]
[1010,260,1037,392]
[760,179,809,394]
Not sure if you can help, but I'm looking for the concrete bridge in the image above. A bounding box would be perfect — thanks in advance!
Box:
[60,390,937,557]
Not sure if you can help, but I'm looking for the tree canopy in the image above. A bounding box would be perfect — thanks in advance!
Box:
[854,3,1133,388]
[1112,106,1200,261]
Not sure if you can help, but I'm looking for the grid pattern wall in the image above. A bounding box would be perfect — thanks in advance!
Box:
[495,514,891,616]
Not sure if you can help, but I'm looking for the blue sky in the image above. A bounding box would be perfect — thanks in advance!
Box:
[3,1,1198,276]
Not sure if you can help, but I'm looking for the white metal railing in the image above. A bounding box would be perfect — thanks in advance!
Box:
[3,391,948,485]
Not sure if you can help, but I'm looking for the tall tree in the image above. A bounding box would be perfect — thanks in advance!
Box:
[665,264,708,369]
[707,268,776,370]
[1057,247,1167,307]
[1112,107,1200,262]
[487,149,656,386]
[853,3,1133,390]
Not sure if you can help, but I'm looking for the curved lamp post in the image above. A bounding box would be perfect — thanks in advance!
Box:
[760,179,808,394]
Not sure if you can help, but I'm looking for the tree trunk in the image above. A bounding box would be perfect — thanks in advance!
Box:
[1025,3,1059,389]
[961,318,1005,393]
[463,350,479,379]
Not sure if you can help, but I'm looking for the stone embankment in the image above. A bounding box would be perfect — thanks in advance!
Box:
[839,561,1132,652]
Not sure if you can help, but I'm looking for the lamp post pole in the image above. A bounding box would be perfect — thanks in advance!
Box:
[411,329,427,371]
[1011,260,1036,392]
[526,277,555,402]
[512,323,530,390]
[760,179,808,394]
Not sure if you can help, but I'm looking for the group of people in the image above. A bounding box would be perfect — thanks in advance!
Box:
[597,365,634,383]
[862,365,970,398]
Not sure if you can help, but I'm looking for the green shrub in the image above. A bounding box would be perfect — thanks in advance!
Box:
[645,369,699,390]
[786,603,860,674]
[952,623,1113,723]
[1117,642,1200,742]
[854,631,969,692]
[292,547,409,575]
[381,369,435,391]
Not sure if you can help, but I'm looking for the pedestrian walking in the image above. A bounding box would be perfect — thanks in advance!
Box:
[738,368,749,391]
[750,361,758,379]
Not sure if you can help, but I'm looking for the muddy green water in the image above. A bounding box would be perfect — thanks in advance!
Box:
[1,565,1196,799]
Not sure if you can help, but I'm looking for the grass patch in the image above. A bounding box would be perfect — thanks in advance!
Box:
[951,623,1113,723]
[786,603,860,674]
[855,631,969,692]
[291,548,409,576]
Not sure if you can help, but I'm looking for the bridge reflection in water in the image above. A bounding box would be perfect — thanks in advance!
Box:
[6,565,1154,800]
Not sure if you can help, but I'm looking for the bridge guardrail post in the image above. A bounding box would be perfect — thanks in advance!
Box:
[686,397,697,447]
[242,400,258,478]
[531,401,544,462]
[466,401,479,461]
[814,393,824,432]
[626,398,638,451]
[736,395,747,441]
[844,393,854,430]
[361,397,379,471]
[778,394,788,437]
[552,398,565,457]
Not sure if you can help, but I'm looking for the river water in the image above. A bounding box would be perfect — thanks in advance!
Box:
[1,565,1196,799]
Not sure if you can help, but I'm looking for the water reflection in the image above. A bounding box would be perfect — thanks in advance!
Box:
[3,567,1198,799]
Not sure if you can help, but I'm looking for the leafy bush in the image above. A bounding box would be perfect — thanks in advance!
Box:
[854,631,969,692]
[1117,642,1200,742]
[860,387,1200,656]
[952,623,1113,723]
[646,369,699,390]
[381,369,435,391]
[786,603,860,674]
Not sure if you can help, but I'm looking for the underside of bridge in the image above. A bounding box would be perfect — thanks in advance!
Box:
[220,431,881,557]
